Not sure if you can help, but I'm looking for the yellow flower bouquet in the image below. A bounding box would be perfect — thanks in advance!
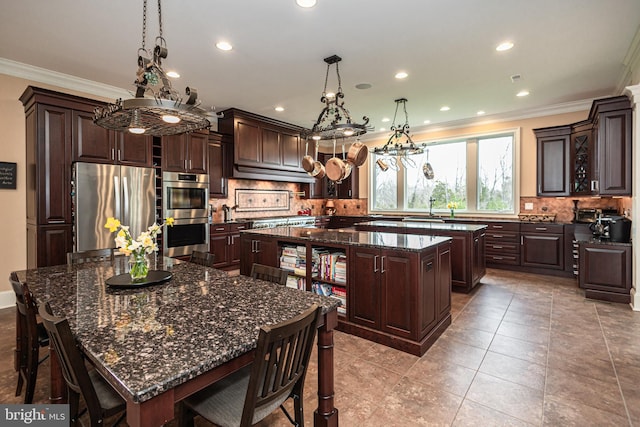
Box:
[105,217,174,281]
[447,202,458,218]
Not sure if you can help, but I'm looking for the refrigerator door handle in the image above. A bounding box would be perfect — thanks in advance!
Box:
[122,176,129,224]
[114,175,121,221]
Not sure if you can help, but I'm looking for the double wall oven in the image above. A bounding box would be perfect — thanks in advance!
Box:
[162,171,210,257]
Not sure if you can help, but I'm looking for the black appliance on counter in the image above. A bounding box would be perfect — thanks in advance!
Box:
[589,215,631,243]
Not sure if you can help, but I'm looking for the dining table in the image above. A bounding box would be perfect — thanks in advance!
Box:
[13,256,340,427]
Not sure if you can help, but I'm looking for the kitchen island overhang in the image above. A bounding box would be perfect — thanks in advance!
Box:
[240,227,453,356]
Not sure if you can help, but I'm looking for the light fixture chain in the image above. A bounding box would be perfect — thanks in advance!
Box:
[322,63,330,96]
[392,100,400,127]
[157,0,163,38]
[335,62,343,93]
[141,0,147,51]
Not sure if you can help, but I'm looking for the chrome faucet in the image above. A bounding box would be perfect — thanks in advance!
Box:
[428,197,436,216]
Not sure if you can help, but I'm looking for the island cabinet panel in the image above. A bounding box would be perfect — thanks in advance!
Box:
[239,234,279,275]
[436,244,452,321]
[380,252,415,338]
[419,251,438,334]
[349,247,380,329]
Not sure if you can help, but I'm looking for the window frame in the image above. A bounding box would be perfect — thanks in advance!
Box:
[368,128,521,217]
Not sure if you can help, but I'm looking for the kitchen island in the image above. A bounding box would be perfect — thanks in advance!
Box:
[355,220,487,293]
[240,227,453,356]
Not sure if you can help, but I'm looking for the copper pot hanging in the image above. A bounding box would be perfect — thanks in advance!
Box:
[310,141,326,179]
[326,140,347,182]
[302,141,315,173]
[346,140,368,167]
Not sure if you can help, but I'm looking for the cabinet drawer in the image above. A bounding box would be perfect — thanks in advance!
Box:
[486,242,519,254]
[230,222,248,232]
[210,224,229,234]
[486,254,520,265]
[485,231,519,243]
[521,223,564,234]
[485,222,520,232]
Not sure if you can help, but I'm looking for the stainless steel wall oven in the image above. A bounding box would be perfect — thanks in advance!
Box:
[162,171,210,257]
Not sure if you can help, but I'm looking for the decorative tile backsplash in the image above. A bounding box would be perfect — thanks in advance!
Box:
[519,196,631,223]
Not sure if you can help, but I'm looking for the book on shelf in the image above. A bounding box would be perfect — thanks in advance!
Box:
[311,282,347,315]
[286,275,306,291]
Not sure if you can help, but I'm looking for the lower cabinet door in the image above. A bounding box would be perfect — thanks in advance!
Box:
[209,233,229,268]
[380,251,414,339]
[349,247,380,329]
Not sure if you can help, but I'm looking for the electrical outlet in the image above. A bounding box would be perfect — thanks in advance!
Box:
[524,202,533,210]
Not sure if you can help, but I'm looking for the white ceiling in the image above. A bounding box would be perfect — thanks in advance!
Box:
[1,0,639,137]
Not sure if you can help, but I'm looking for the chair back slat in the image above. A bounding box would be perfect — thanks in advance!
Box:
[241,304,321,426]
[250,263,289,286]
[67,249,114,265]
[38,302,104,422]
[189,250,216,267]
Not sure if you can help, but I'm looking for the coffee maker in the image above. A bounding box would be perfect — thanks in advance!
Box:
[589,215,611,239]
[590,214,632,242]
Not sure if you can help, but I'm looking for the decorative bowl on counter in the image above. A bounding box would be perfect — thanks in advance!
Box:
[518,213,557,223]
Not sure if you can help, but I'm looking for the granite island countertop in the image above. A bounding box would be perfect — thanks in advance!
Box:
[14,257,339,404]
[242,226,452,252]
[355,220,488,232]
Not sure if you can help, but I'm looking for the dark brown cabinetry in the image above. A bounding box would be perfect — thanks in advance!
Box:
[208,132,228,198]
[73,109,153,167]
[535,125,571,196]
[239,234,278,275]
[520,223,564,270]
[579,242,631,303]
[534,95,632,197]
[349,247,415,339]
[209,222,248,269]
[485,222,521,267]
[218,109,312,183]
[162,130,208,173]
[21,87,87,267]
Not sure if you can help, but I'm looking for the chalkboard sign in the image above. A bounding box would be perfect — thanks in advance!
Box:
[0,162,17,189]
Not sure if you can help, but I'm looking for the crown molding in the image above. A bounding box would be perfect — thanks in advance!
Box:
[624,83,640,103]
[0,57,129,100]
[359,99,592,142]
[617,25,640,94]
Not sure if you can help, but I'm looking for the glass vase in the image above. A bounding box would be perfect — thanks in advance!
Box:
[450,209,455,218]
[129,252,149,282]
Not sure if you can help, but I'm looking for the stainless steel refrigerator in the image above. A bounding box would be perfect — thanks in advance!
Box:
[73,162,156,252]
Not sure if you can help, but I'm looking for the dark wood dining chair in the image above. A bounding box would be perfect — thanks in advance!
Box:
[189,250,216,267]
[67,248,115,265]
[179,304,322,427]
[250,263,289,286]
[38,301,126,427]
[10,273,49,404]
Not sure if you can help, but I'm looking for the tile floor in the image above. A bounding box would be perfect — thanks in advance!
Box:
[1,268,639,426]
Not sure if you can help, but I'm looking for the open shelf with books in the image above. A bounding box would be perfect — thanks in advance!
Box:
[311,247,347,317]
[279,244,307,291]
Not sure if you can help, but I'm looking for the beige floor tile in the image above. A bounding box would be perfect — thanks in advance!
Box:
[441,323,495,350]
[453,399,536,427]
[452,311,502,334]
[466,372,544,424]
[407,357,476,397]
[366,377,463,426]
[496,319,550,345]
[543,396,630,427]
[360,342,420,376]
[479,351,546,391]
[425,337,488,370]
[488,334,548,365]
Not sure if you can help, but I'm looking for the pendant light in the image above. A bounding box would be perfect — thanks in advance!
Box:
[93,0,214,136]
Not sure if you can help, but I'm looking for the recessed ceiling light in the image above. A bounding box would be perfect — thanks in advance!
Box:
[395,71,408,79]
[166,71,180,78]
[355,83,372,90]
[381,117,390,122]
[325,92,336,98]
[216,41,233,51]
[275,106,284,112]
[477,110,486,115]
[496,41,514,51]
[379,127,386,132]
[440,106,450,111]
[296,0,317,7]
[423,120,431,124]
[517,90,530,97]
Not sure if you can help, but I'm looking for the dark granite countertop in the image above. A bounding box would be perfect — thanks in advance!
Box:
[355,220,487,232]
[14,257,339,404]
[242,227,451,252]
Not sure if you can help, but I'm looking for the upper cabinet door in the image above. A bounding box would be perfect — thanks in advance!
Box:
[596,109,632,195]
[115,132,153,167]
[234,119,261,166]
[72,110,114,163]
[162,134,187,172]
[535,127,571,196]
[280,131,301,170]
[260,127,282,168]
[187,131,209,174]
